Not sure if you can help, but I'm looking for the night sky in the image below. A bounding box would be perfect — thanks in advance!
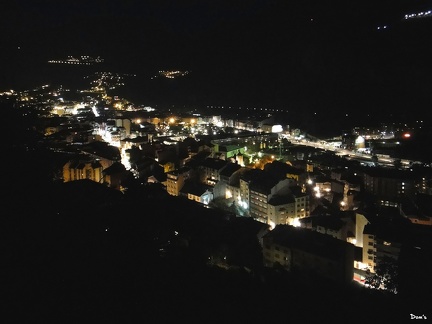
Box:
[2,0,432,122]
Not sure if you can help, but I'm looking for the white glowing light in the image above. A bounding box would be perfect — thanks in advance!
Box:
[271,125,283,133]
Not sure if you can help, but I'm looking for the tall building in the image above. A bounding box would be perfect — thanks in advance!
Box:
[267,192,310,228]
[166,167,191,196]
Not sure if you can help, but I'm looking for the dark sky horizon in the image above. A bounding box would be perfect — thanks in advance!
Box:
[2,0,432,123]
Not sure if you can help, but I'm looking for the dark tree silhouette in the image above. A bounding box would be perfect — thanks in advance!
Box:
[365,255,399,294]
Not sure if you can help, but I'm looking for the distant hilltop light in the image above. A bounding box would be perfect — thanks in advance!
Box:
[404,10,432,20]
[376,25,388,30]
[48,55,104,65]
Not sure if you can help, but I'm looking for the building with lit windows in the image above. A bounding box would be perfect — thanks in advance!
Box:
[212,163,243,200]
[166,167,192,196]
[249,175,291,224]
[63,158,103,183]
[197,157,229,186]
[219,162,242,185]
[299,214,347,240]
[311,175,333,200]
[179,181,213,205]
[263,160,305,185]
[115,118,132,136]
[267,192,310,228]
[299,211,369,244]
[362,219,405,274]
[238,169,263,215]
[298,211,371,283]
[362,167,417,206]
[249,188,269,223]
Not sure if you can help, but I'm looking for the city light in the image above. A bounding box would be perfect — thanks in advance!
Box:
[3,1,432,319]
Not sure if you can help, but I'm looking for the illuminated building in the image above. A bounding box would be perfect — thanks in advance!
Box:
[212,162,242,200]
[249,175,292,224]
[179,181,213,206]
[212,144,245,160]
[166,167,191,196]
[63,158,103,183]
[362,220,403,274]
[267,192,310,228]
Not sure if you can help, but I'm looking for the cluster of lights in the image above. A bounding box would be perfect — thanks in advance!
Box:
[51,102,86,116]
[84,72,134,92]
[0,89,16,96]
[48,55,104,65]
[404,10,431,20]
[206,105,286,113]
[156,70,190,79]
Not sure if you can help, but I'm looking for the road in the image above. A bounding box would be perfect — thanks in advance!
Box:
[292,138,414,168]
